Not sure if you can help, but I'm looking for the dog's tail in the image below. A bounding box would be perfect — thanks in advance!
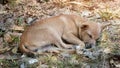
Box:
[19,43,36,55]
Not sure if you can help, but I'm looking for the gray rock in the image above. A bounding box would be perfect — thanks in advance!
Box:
[19,57,39,68]
[27,17,33,24]
[27,17,38,24]
[81,10,91,17]
[20,63,25,68]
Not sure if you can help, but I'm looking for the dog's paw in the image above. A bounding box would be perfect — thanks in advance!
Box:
[80,42,86,49]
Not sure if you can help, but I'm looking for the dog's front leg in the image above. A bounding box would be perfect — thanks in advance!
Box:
[62,33,85,49]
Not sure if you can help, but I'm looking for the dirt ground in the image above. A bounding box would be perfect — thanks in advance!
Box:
[0,0,120,68]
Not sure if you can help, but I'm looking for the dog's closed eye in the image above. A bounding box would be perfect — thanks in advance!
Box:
[88,34,92,38]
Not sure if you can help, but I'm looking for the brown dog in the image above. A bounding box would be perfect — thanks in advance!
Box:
[19,14,109,55]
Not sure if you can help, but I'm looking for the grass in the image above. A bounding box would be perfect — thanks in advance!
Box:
[37,53,90,68]
[11,36,20,44]
[0,59,19,68]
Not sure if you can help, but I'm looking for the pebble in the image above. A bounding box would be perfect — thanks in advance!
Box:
[81,10,91,17]
[28,58,38,64]
[27,17,33,24]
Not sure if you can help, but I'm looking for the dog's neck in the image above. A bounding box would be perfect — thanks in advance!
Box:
[73,17,82,40]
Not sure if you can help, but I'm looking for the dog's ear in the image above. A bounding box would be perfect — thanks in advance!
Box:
[81,24,89,30]
[101,23,111,30]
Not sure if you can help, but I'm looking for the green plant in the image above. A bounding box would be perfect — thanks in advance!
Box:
[98,8,112,21]
[98,7,120,21]
[16,17,24,26]
[11,36,20,44]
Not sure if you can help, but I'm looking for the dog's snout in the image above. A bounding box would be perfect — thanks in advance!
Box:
[85,43,93,49]
[85,44,92,49]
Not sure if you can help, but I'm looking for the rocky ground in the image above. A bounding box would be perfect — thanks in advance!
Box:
[0,0,120,68]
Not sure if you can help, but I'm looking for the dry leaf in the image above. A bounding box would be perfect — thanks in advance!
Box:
[4,33,12,43]
[101,31,109,42]
[10,25,24,31]
[103,47,111,54]
[0,47,11,54]
[12,47,18,54]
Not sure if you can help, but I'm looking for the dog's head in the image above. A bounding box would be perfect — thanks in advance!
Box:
[79,22,110,49]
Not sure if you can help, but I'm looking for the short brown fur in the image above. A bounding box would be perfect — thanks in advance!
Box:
[19,14,103,55]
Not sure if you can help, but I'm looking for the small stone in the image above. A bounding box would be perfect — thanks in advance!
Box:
[81,10,91,17]
[84,52,94,59]
[75,45,84,55]
[27,17,33,24]
[76,46,81,49]
[20,63,25,68]
[28,59,38,64]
